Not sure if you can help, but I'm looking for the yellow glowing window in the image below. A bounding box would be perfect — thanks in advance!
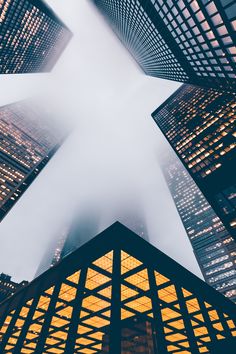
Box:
[155,271,170,286]
[37,295,51,311]
[82,316,110,328]
[56,306,73,319]
[98,285,112,299]
[213,322,224,331]
[121,308,135,320]
[161,308,180,321]
[194,314,204,322]
[27,323,42,333]
[77,337,94,345]
[208,310,219,321]
[186,298,200,313]
[32,310,44,320]
[193,326,208,336]
[121,284,138,300]
[121,251,143,274]
[158,285,178,303]
[45,286,54,295]
[58,283,77,302]
[102,310,111,318]
[227,320,235,329]
[66,270,80,284]
[45,337,60,345]
[125,296,152,313]
[182,288,193,298]
[92,251,113,273]
[85,269,111,290]
[125,269,150,291]
[50,316,69,328]
[169,319,185,330]
[52,330,68,340]
[165,332,187,342]
[77,325,91,334]
[82,295,110,312]
[88,331,104,340]
[78,349,97,354]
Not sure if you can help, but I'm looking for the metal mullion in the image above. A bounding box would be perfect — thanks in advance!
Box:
[12,280,45,353]
[147,268,168,354]
[174,285,200,354]
[64,267,87,353]
[0,290,28,351]
[90,263,113,278]
[34,278,63,353]
[109,248,121,354]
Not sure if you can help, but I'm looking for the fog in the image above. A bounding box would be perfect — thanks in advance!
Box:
[0,0,202,282]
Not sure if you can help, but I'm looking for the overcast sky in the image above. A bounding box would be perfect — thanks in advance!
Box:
[0,0,202,282]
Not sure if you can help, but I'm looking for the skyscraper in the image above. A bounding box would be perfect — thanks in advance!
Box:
[0,223,236,353]
[152,84,236,241]
[35,227,69,278]
[0,100,65,221]
[159,148,236,303]
[61,209,100,259]
[0,0,72,74]
[92,0,236,91]
[0,273,28,304]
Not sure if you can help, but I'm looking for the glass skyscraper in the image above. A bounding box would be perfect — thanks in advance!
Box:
[152,84,236,243]
[159,148,236,303]
[92,0,236,91]
[0,100,65,221]
[0,0,72,74]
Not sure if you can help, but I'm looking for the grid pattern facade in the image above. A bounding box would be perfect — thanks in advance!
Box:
[0,223,235,353]
[0,101,64,221]
[93,0,236,91]
[152,84,236,242]
[92,0,190,82]
[160,151,236,303]
[0,0,72,74]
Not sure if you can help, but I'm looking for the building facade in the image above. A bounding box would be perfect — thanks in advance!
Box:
[159,149,236,303]
[0,100,65,221]
[0,0,72,74]
[92,0,236,91]
[0,273,28,304]
[0,223,236,353]
[152,84,236,242]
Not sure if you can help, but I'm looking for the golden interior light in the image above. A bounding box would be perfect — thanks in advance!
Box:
[125,269,150,291]
[85,268,111,290]
[155,271,170,286]
[66,270,81,284]
[92,251,113,273]
[121,251,143,274]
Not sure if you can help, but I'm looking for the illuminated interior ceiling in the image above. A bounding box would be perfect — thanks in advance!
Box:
[0,222,235,353]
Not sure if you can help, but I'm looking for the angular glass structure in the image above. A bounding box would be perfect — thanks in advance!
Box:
[0,223,235,353]
[0,100,66,221]
[152,84,236,243]
[92,0,236,91]
[0,0,72,74]
[159,148,236,303]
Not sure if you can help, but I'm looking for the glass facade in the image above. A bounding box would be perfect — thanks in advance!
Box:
[92,0,236,91]
[160,149,236,303]
[0,0,72,74]
[0,101,65,221]
[0,223,235,353]
[152,84,236,242]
